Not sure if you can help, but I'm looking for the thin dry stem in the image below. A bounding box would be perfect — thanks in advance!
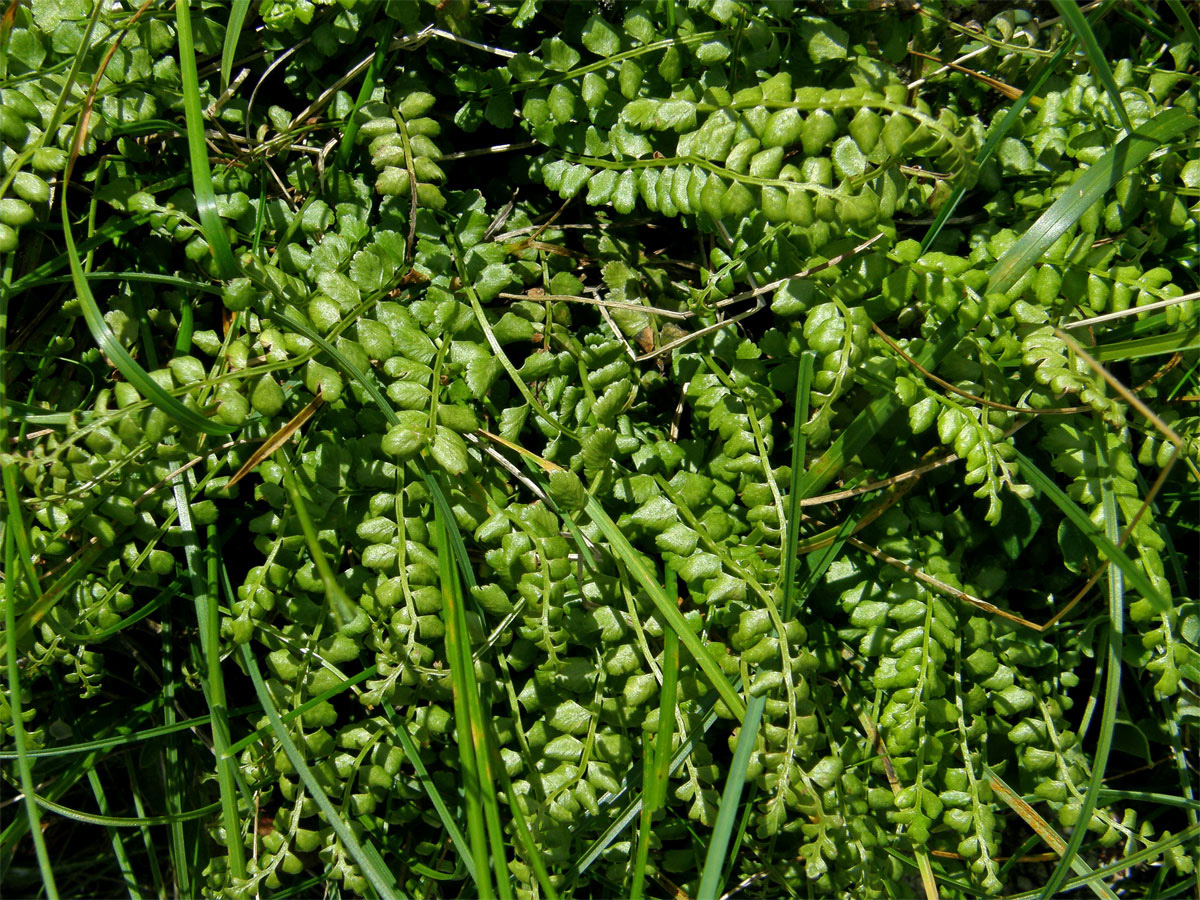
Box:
[908,46,1017,97]
[800,451,962,506]
[848,536,1044,631]
[873,322,1086,415]
[1054,327,1183,447]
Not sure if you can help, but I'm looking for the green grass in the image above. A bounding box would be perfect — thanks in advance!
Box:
[2,2,1198,898]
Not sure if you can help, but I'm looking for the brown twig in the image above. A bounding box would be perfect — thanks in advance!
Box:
[800,450,963,506]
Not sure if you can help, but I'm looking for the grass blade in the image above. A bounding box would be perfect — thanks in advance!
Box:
[5,259,85,897]
[280,464,357,628]
[238,643,400,899]
[219,0,252,92]
[452,237,577,441]
[6,213,148,294]
[649,606,680,809]
[1164,0,1200,48]
[164,321,246,879]
[120,756,168,898]
[1001,823,1200,900]
[1159,691,1200,900]
[631,568,681,900]
[1095,790,1200,812]
[1091,326,1200,362]
[334,15,398,170]
[58,206,236,435]
[83,767,141,898]
[584,502,743,718]
[479,429,746,717]
[568,682,732,882]
[225,669,375,758]
[2,465,44,610]
[435,506,494,900]
[378,702,478,886]
[485,750,558,899]
[9,710,244,771]
[696,694,765,900]
[171,479,247,878]
[1048,0,1133,134]
[203,524,248,877]
[630,761,655,899]
[27,794,223,828]
[263,301,482,596]
[1035,427,1126,900]
[987,107,1198,295]
[1012,448,1168,611]
[10,270,221,296]
[176,0,237,278]
[438,497,512,900]
[264,307,393,420]
[921,37,1076,251]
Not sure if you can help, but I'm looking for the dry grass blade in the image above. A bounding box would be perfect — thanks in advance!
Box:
[987,769,1121,900]
[607,233,887,362]
[226,393,324,490]
[853,700,938,900]
[498,290,692,320]
[987,769,1069,854]
[909,48,1024,100]
[793,479,918,555]
[523,226,863,367]
[847,537,1045,631]
[66,0,153,181]
[800,452,963,506]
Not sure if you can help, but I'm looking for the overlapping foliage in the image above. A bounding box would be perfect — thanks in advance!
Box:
[1,1,1198,898]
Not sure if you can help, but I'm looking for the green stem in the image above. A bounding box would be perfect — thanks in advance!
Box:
[651,595,680,809]
[335,14,399,170]
[3,525,61,899]
[1,241,59,898]
[281,465,355,629]
[781,352,814,621]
